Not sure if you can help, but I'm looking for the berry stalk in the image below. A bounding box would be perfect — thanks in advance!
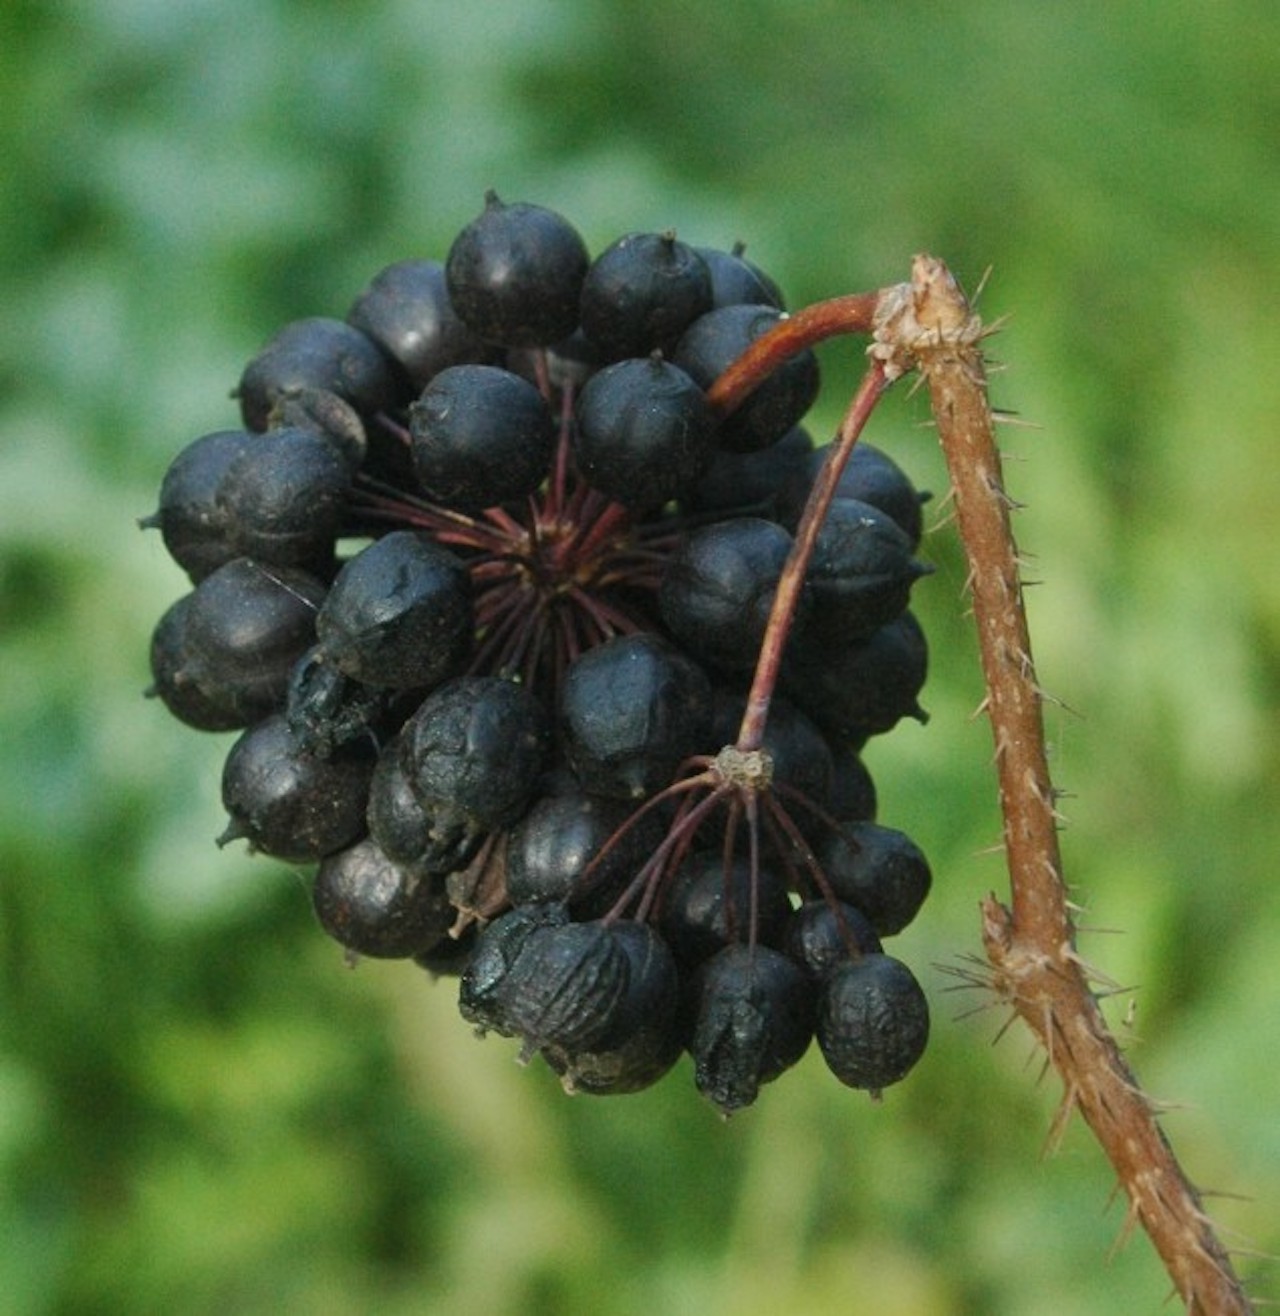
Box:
[734,360,890,752]
[705,292,880,419]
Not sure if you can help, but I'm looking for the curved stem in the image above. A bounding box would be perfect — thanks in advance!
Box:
[706,291,880,418]
[735,360,891,751]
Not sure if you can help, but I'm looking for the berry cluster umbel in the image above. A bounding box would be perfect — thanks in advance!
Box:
[143,191,934,1112]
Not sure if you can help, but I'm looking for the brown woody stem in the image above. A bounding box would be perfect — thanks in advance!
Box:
[882,255,1251,1315]
[699,260,1252,1310]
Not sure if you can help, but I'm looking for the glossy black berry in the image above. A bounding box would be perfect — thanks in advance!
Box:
[215,425,350,573]
[505,328,603,393]
[690,943,815,1114]
[679,424,813,518]
[707,689,834,827]
[409,364,555,510]
[675,305,819,453]
[560,633,713,800]
[313,836,456,959]
[798,497,933,646]
[572,355,714,510]
[348,258,499,389]
[285,647,399,757]
[816,954,929,1093]
[366,734,439,870]
[826,741,878,823]
[499,919,637,1056]
[265,387,368,473]
[458,901,570,1037]
[237,316,402,432]
[539,920,683,1095]
[399,676,550,870]
[659,516,794,676]
[176,557,327,728]
[779,441,929,550]
[315,530,473,690]
[503,784,662,916]
[446,192,589,347]
[579,231,712,359]
[783,900,882,979]
[147,595,244,732]
[218,713,376,862]
[659,854,793,968]
[695,244,785,310]
[818,822,933,937]
[141,428,256,582]
[783,610,929,744]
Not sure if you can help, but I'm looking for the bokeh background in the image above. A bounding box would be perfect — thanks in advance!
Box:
[2,2,1277,1313]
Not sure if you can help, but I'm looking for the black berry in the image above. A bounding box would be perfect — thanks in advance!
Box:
[446,192,589,347]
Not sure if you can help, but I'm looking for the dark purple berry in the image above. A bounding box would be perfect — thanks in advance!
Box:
[783,610,928,744]
[366,734,438,870]
[580,231,712,359]
[501,919,633,1055]
[409,364,554,510]
[707,689,834,840]
[147,595,244,732]
[215,425,350,573]
[237,317,402,432]
[818,823,932,937]
[695,244,785,310]
[178,557,327,728]
[348,258,499,388]
[263,388,367,473]
[446,192,589,347]
[560,633,713,800]
[399,676,550,870]
[313,837,455,959]
[285,647,401,757]
[659,853,793,968]
[659,517,795,675]
[679,425,813,517]
[798,497,933,646]
[690,944,815,1113]
[505,328,603,393]
[140,429,256,582]
[675,305,819,453]
[458,902,570,1036]
[572,355,714,510]
[315,530,473,690]
[816,954,929,1093]
[218,712,376,862]
[827,741,877,823]
[503,785,663,916]
[540,921,683,1095]
[779,442,929,550]
[783,900,882,979]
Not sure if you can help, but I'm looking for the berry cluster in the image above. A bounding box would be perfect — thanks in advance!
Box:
[143,192,935,1112]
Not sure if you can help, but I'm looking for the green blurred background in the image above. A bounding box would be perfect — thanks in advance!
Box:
[2,2,1277,1312]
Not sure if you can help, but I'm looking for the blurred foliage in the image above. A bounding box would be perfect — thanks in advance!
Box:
[2,1,1277,1312]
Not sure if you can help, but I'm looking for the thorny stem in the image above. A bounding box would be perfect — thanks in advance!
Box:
[701,258,1253,1313]
[878,255,1251,1315]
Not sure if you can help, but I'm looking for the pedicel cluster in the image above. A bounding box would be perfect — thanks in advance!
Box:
[142,191,935,1112]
